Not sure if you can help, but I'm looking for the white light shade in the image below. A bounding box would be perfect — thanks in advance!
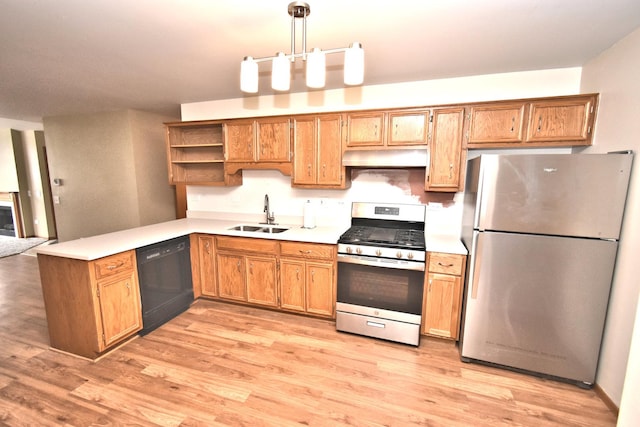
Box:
[306,48,326,89]
[271,52,291,91]
[344,42,364,86]
[240,57,258,93]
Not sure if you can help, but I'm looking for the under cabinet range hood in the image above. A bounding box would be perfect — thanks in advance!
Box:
[342,149,429,167]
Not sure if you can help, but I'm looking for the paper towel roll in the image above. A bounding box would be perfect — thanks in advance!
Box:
[303,200,316,229]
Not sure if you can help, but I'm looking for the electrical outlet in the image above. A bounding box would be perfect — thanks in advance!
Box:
[53,196,60,204]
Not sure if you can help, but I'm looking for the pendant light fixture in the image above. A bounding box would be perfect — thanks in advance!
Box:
[240,2,364,93]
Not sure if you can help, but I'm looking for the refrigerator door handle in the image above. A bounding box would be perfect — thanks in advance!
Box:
[470,232,485,300]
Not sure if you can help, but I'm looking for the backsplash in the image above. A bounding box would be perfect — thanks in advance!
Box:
[186,168,464,236]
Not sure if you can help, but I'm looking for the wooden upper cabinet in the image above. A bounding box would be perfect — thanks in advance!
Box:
[346,112,385,147]
[165,121,240,186]
[224,119,255,162]
[526,96,595,143]
[292,114,346,188]
[225,117,291,162]
[388,111,429,145]
[426,108,466,192]
[346,110,429,148]
[256,117,291,162]
[468,103,525,144]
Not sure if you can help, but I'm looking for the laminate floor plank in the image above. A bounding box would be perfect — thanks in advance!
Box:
[0,254,617,426]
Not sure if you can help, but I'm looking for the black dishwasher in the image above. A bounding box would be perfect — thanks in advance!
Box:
[136,235,194,335]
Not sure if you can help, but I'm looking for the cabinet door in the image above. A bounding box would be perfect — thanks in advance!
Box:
[424,272,462,340]
[388,111,429,145]
[292,117,317,185]
[198,235,216,297]
[97,272,142,349]
[346,112,385,147]
[526,98,594,143]
[317,114,344,186]
[216,253,246,301]
[468,103,525,144]
[256,117,291,162]
[426,108,465,192]
[225,120,255,161]
[246,256,278,307]
[306,262,334,317]
[280,259,306,312]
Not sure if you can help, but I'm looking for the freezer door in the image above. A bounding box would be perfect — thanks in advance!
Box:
[475,153,632,239]
[460,231,618,385]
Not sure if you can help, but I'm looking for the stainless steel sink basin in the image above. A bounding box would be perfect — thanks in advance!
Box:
[228,224,288,234]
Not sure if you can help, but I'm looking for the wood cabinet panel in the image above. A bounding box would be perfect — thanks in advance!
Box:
[306,262,334,317]
[280,259,306,312]
[388,111,429,145]
[292,114,346,188]
[246,256,278,307]
[216,236,278,254]
[225,120,255,162]
[97,272,142,347]
[423,251,466,341]
[280,241,334,260]
[216,253,246,301]
[426,108,465,192]
[94,251,135,280]
[468,103,525,144]
[256,118,291,162]
[526,97,594,143]
[197,235,216,297]
[424,273,462,339]
[346,113,385,147]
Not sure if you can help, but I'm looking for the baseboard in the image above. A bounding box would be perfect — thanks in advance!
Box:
[594,383,619,417]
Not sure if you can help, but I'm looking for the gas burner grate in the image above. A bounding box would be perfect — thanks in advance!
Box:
[339,226,425,250]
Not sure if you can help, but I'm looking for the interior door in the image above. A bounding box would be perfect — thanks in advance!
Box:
[460,230,618,385]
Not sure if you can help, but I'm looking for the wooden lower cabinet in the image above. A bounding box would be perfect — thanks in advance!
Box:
[37,250,142,359]
[280,241,335,318]
[215,236,278,308]
[422,252,466,340]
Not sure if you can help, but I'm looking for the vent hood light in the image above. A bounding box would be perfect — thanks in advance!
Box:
[342,149,429,167]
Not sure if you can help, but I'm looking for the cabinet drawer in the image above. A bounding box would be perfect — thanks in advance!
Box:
[94,251,135,280]
[280,241,334,260]
[428,253,464,276]
[216,236,278,253]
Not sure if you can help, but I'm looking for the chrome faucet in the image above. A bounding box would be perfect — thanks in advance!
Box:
[263,194,275,225]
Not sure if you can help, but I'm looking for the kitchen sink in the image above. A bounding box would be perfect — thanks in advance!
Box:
[228,224,288,234]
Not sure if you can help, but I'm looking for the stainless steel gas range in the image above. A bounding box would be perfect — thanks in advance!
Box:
[336,202,426,346]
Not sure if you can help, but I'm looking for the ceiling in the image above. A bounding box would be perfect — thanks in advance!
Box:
[1,0,640,124]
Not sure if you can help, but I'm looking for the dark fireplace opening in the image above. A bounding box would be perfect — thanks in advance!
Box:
[0,206,16,237]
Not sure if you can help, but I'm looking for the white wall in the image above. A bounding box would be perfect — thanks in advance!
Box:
[182,68,582,236]
[580,27,640,419]
[0,118,43,132]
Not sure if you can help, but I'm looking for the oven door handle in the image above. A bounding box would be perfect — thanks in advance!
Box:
[338,254,425,272]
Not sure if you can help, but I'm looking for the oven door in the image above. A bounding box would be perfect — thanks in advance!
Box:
[336,254,425,317]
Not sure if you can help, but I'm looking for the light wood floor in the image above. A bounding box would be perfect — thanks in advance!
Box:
[0,254,617,426]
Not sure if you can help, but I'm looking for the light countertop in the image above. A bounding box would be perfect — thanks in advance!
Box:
[36,218,467,261]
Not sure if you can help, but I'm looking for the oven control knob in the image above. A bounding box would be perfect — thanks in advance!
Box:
[407,252,414,260]
[396,251,403,258]
[375,249,382,256]
[346,247,352,254]
[356,247,362,255]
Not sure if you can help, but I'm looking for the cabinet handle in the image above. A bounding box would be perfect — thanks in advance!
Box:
[296,268,300,281]
[322,164,326,178]
[537,116,542,132]
[449,163,453,179]
[204,241,210,254]
[249,262,253,274]
[311,269,315,283]
[237,260,241,272]
[107,261,124,270]
[307,164,312,177]
[299,250,312,254]
[510,116,515,132]
[428,279,432,292]
[438,262,454,267]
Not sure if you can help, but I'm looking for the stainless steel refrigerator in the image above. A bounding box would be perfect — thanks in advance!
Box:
[459,152,633,387]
